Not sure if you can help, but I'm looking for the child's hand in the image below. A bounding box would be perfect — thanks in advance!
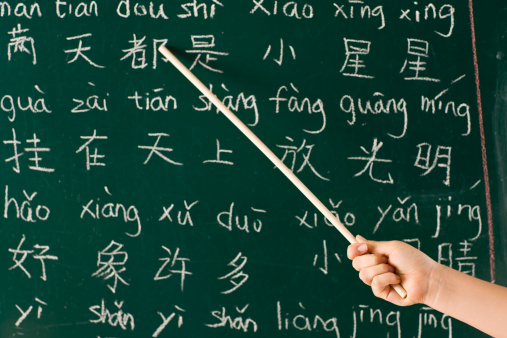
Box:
[348,235,507,337]
[347,236,438,306]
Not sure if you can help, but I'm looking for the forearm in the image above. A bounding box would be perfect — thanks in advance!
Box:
[426,264,507,338]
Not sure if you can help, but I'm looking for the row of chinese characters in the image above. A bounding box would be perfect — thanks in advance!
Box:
[2,129,454,186]
[6,25,453,82]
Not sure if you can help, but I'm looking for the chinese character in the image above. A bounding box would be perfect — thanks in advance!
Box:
[414,143,451,186]
[340,38,374,78]
[7,23,36,64]
[400,39,440,82]
[25,133,55,173]
[263,38,296,66]
[76,129,108,170]
[218,252,248,294]
[152,39,168,69]
[121,36,168,69]
[348,138,394,184]
[203,139,233,165]
[313,240,341,275]
[9,235,58,281]
[4,130,55,173]
[121,34,148,69]
[186,35,229,73]
[277,136,330,181]
[4,128,23,173]
[138,133,183,166]
[92,240,129,293]
[65,33,104,68]
[438,241,477,276]
[456,240,477,276]
[438,243,453,268]
[154,246,192,292]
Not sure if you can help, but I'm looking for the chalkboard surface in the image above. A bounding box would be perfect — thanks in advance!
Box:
[0,1,505,337]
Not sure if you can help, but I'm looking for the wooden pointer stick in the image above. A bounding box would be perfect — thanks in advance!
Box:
[158,45,407,299]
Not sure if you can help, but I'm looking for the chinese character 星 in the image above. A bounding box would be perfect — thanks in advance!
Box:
[400,38,440,82]
[340,38,374,79]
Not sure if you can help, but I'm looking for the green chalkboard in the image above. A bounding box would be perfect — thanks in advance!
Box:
[0,1,505,337]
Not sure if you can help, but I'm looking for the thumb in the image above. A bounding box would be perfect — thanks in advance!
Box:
[347,235,369,260]
[356,235,400,257]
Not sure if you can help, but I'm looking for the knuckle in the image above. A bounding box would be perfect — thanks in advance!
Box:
[352,259,361,271]
[374,255,387,265]
[347,247,355,260]
[371,274,387,289]
[358,270,371,285]
[380,263,394,273]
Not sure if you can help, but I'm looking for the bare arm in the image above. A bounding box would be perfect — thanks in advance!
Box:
[348,236,507,337]
[428,263,507,338]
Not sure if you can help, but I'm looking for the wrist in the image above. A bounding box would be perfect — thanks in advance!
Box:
[422,261,446,308]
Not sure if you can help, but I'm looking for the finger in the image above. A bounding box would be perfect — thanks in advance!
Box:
[352,253,388,271]
[347,242,368,260]
[362,239,404,258]
[354,236,402,260]
[371,272,402,299]
[356,234,368,243]
[358,264,395,285]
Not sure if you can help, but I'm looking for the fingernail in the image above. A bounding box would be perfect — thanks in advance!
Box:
[358,244,368,253]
